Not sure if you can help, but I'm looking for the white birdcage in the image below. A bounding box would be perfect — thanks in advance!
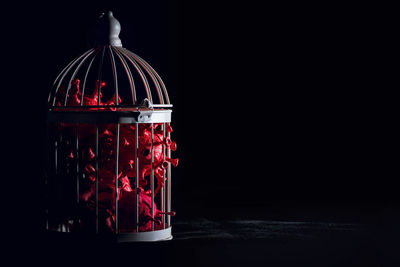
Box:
[45,11,178,242]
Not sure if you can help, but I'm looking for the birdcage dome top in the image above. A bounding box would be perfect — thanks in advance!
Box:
[48,11,171,111]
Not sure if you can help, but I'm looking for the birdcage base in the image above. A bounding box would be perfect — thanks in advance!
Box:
[117,227,172,242]
[44,227,173,243]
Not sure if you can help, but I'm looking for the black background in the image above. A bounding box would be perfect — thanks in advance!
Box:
[2,0,398,259]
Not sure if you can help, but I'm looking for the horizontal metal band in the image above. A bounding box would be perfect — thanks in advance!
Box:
[48,104,173,109]
[47,109,172,123]
[117,227,172,242]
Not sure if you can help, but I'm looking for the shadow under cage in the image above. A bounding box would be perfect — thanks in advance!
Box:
[45,11,178,242]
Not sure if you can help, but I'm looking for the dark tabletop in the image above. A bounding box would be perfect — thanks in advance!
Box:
[7,216,399,267]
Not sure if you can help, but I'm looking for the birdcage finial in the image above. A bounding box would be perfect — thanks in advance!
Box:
[93,10,122,47]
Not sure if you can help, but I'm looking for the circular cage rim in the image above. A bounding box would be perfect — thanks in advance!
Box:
[46,108,172,124]
[117,227,172,242]
[44,227,173,242]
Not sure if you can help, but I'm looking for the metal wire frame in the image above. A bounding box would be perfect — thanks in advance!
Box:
[161,123,166,228]
[64,50,98,106]
[121,48,170,104]
[115,47,164,104]
[116,47,153,103]
[48,45,170,108]
[112,47,136,104]
[108,47,119,106]
[115,123,120,233]
[135,123,140,232]
[167,126,171,227]
[151,123,155,231]
[49,104,173,110]
[51,48,96,106]
[81,49,101,106]
[46,121,172,237]
[95,125,99,233]
[47,43,174,239]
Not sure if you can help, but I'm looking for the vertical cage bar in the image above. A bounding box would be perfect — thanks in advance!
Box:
[151,123,154,231]
[161,123,166,229]
[117,48,153,104]
[135,123,139,232]
[53,127,58,231]
[95,125,99,234]
[54,134,58,177]
[115,123,120,234]
[109,46,119,106]
[45,125,50,231]
[64,49,96,106]
[81,48,100,105]
[75,124,80,231]
[51,49,94,106]
[167,128,171,227]
[58,129,63,232]
[97,47,106,106]
[49,54,79,103]
[75,125,80,205]
[112,46,136,104]
[124,49,164,104]
[123,49,170,104]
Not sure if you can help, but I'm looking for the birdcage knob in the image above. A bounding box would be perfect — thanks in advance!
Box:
[93,11,122,47]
